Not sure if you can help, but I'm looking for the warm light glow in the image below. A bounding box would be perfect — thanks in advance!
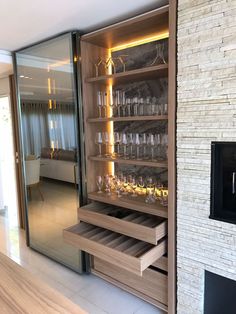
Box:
[47,78,51,95]
[48,99,52,109]
[111,32,169,52]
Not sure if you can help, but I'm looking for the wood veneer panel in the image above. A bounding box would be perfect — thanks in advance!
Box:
[63,222,167,276]
[88,156,168,168]
[88,192,168,218]
[93,257,167,307]
[86,64,168,85]
[167,0,177,313]
[81,6,169,49]
[87,115,168,123]
[78,203,167,244]
[0,252,86,313]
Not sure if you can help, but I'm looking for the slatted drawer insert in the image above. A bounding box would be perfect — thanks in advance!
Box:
[78,202,167,244]
[63,222,167,276]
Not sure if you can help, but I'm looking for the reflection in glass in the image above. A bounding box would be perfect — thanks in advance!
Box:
[15,33,83,272]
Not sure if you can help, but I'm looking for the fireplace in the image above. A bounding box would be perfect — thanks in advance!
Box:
[204,271,236,314]
[210,142,236,224]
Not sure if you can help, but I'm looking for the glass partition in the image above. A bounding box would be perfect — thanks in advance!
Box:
[15,33,84,272]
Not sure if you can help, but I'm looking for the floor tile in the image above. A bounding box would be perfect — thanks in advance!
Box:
[69,294,108,314]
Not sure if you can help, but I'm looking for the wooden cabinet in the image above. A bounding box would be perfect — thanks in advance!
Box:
[63,3,176,313]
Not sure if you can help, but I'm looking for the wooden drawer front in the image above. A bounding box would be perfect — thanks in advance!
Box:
[152,256,168,272]
[63,222,167,276]
[78,203,167,245]
[93,257,167,306]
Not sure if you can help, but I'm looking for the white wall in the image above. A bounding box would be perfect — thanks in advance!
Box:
[177,0,236,313]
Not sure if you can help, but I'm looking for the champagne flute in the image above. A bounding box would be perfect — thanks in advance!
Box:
[97,91,103,118]
[95,132,103,157]
[128,133,135,159]
[102,91,108,118]
[96,176,103,193]
[135,133,141,160]
[141,133,148,160]
[114,176,122,198]
[103,132,110,157]
[155,134,161,159]
[114,132,121,157]
[147,134,155,161]
[121,133,128,159]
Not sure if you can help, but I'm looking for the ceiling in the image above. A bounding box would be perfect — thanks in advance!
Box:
[0,0,167,52]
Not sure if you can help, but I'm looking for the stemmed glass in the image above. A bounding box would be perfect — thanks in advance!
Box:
[94,58,103,77]
[155,134,161,159]
[103,132,110,157]
[131,177,138,197]
[162,134,168,160]
[141,133,148,160]
[95,132,103,157]
[102,92,108,118]
[116,90,124,117]
[96,176,103,193]
[122,175,128,195]
[137,176,145,195]
[104,174,112,195]
[149,42,166,66]
[135,133,141,160]
[145,177,156,203]
[114,175,122,198]
[117,55,129,72]
[128,133,135,159]
[121,133,128,159]
[147,134,155,161]
[133,97,139,116]
[138,98,144,116]
[126,98,131,117]
[114,132,121,157]
[97,91,103,118]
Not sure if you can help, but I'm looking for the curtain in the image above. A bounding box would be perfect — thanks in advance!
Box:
[21,102,76,156]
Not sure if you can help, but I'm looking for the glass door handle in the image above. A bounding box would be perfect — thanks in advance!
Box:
[232,172,236,194]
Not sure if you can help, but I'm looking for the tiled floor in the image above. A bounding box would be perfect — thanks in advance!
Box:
[0,216,164,314]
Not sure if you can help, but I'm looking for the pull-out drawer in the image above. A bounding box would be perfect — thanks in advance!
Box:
[63,222,167,276]
[93,257,168,308]
[78,202,167,245]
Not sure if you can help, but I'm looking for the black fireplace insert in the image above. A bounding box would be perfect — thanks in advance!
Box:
[204,270,236,314]
[210,142,236,224]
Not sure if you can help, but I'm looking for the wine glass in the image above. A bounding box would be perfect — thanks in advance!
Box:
[131,177,138,197]
[122,175,129,195]
[102,91,108,118]
[104,174,112,195]
[116,90,123,117]
[114,175,122,198]
[114,132,121,157]
[95,132,103,157]
[155,134,161,160]
[103,132,110,157]
[128,133,135,159]
[96,176,103,193]
[138,98,144,116]
[133,97,139,117]
[145,177,156,203]
[126,98,131,117]
[93,57,103,77]
[117,55,129,72]
[135,133,141,160]
[137,176,145,195]
[121,133,128,159]
[97,91,103,118]
[141,133,148,160]
[147,134,155,161]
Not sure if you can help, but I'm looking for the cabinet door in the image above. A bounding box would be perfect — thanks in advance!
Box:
[15,33,86,273]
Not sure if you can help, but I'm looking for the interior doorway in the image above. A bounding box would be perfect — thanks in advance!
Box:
[0,95,18,227]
